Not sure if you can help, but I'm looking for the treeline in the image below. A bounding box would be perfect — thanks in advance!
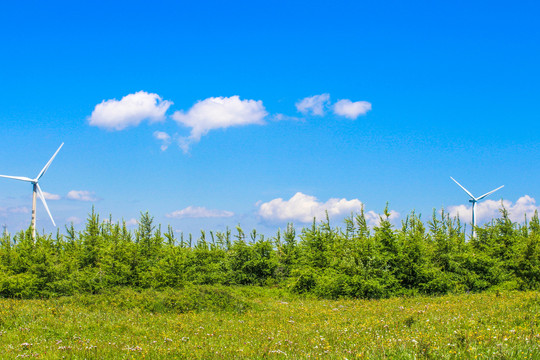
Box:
[0,206,539,299]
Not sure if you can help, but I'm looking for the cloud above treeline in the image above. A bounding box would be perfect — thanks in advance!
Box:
[22,190,100,202]
[257,192,398,226]
[66,190,98,202]
[448,195,540,224]
[7,191,98,202]
[66,216,82,225]
[166,206,234,219]
[88,91,372,153]
[125,218,138,226]
[0,206,29,217]
[42,191,61,200]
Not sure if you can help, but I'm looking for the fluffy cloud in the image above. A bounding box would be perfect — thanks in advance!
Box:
[87,91,373,153]
[257,192,398,225]
[89,91,172,131]
[295,94,330,116]
[448,195,540,224]
[42,192,61,200]
[333,99,372,119]
[153,131,172,151]
[172,96,267,152]
[166,206,234,219]
[67,190,98,202]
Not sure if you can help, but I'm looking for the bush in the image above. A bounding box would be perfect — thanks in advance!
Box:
[1,208,538,300]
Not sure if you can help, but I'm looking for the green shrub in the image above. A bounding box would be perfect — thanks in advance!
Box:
[1,208,538,300]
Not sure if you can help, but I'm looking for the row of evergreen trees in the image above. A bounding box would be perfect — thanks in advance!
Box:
[1,206,539,299]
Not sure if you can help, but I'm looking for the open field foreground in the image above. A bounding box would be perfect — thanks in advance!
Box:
[0,288,539,359]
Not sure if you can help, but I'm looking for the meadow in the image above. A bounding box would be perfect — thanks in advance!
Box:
[0,287,539,359]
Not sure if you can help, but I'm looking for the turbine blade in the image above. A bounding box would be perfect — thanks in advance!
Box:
[476,185,504,201]
[0,175,33,182]
[450,177,476,200]
[36,184,56,227]
[36,143,64,180]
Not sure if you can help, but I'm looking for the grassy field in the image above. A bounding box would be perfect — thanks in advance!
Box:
[0,287,539,359]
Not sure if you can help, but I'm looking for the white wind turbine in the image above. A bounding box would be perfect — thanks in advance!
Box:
[450,177,504,238]
[0,143,64,239]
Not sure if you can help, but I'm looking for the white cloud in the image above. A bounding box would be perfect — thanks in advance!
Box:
[102,217,138,226]
[0,206,30,217]
[125,218,138,226]
[42,192,61,200]
[9,206,30,214]
[66,216,82,225]
[89,91,173,131]
[364,209,400,227]
[153,131,172,151]
[172,96,267,152]
[67,190,98,202]
[271,113,302,122]
[295,94,330,116]
[258,192,399,225]
[333,99,372,119]
[258,192,387,224]
[447,195,540,224]
[166,206,234,219]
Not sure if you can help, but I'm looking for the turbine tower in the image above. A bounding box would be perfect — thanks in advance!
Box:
[0,143,64,239]
[450,177,504,238]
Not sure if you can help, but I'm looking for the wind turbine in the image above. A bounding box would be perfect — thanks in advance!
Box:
[450,177,504,238]
[0,143,64,239]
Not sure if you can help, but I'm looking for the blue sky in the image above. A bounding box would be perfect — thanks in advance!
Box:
[1,0,539,236]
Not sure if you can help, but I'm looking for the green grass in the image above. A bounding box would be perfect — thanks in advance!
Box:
[0,287,539,359]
